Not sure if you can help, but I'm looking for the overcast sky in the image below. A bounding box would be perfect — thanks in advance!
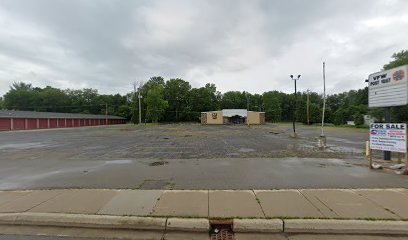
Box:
[0,0,407,96]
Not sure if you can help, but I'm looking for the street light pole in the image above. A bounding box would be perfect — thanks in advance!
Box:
[138,88,142,124]
[306,89,310,125]
[290,75,301,138]
[319,62,327,148]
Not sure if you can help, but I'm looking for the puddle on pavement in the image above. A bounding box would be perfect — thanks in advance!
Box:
[104,159,133,165]
[238,148,255,153]
[0,142,50,150]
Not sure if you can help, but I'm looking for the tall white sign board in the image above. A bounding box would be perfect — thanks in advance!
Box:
[370,123,407,153]
[368,65,408,108]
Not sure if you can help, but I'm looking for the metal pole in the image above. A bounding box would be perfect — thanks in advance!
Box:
[138,89,142,124]
[307,89,310,125]
[319,62,327,148]
[293,79,297,135]
[321,62,326,137]
[384,107,391,160]
[247,93,250,111]
[105,103,108,125]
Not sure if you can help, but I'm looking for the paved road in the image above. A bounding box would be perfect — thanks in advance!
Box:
[1,157,407,190]
[0,124,406,190]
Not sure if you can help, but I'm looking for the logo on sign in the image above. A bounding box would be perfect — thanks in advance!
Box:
[212,113,218,119]
[392,70,405,81]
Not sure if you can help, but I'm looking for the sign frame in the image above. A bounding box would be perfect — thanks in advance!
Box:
[368,65,408,108]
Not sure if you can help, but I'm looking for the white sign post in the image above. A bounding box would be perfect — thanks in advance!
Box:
[368,65,408,161]
[368,65,408,108]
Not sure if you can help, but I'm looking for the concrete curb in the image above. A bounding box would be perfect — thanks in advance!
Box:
[0,213,407,235]
[166,218,209,232]
[0,213,166,231]
[233,219,283,233]
[284,219,408,235]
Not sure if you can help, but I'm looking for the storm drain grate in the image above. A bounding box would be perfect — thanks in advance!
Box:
[209,220,234,240]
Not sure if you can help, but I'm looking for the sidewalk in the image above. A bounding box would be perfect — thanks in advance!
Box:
[0,188,407,237]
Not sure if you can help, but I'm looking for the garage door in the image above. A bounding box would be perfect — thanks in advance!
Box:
[73,119,80,127]
[27,119,37,129]
[57,119,65,128]
[13,118,25,130]
[66,119,73,127]
[49,119,57,128]
[39,119,48,129]
[0,118,11,131]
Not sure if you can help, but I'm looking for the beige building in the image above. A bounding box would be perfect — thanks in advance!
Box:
[201,109,265,125]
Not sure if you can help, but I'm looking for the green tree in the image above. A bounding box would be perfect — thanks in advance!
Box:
[383,50,408,70]
[37,86,70,112]
[144,85,168,123]
[263,91,281,122]
[190,83,219,113]
[221,91,247,109]
[3,82,38,110]
[354,113,364,125]
[163,78,191,121]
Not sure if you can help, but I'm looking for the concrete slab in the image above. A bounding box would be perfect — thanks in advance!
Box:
[0,191,30,206]
[0,190,62,213]
[29,189,117,214]
[152,190,208,217]
[98,190,162,216]
[255,190,323,218]
[301,189,397,219]
[396,188,408,196]
[235,233,288,240]
[354,189,408,219]
[209,190,264,218]
[300,190,338,218]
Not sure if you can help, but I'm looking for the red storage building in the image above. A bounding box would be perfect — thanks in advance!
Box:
[0,110,126,131]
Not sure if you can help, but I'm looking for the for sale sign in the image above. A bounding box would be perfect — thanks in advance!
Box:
[370,123,407,153]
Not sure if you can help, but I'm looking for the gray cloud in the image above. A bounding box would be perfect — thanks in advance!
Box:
[0,0,407,96]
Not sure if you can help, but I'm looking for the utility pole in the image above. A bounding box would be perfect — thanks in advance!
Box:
[133,82,142,124]
[246,93,250,111]
[105,103,108,125]
[306,89,310,125]
[138,88,142,124]
[290,75,301,138]
[320,62,327,148]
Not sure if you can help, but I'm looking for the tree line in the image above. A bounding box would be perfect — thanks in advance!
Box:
[1,50,407,125]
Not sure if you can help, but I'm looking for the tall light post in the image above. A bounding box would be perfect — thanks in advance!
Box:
[138,88,142,124]
[320,62,327,148]
[290,75,301,138]
[306,89,310,125]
